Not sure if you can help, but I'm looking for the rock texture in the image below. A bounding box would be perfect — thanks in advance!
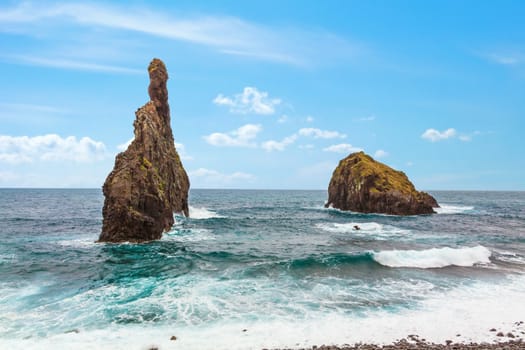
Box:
[98,58,189,243]
[325,152,438,215]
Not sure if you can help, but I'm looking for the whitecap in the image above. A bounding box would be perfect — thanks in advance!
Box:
[372,245,491,268]
[0,253,16,264]
[316,222,410,240]
[434,204,474,214]
[494,250,525,265]
[188,206,224,219]
[164,228,215,242]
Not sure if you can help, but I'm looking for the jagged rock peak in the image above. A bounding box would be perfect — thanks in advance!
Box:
[98,58,190,243]
[148,58,170,122]
[325,151,439,216]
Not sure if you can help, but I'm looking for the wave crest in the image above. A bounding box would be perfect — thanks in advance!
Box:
[188,206,224,219]
[373,245,491,268]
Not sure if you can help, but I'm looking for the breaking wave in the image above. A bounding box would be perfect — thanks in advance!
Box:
[372,245,492,268]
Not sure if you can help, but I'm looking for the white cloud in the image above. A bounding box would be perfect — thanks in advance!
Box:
[189,168,255,187]
[213,87,281,115]
[0,2,360,67]
[0,134,107,163]
[261,134,298,152]
[421,128,457,142]
[174,142,194,161]
[203,124,262,147]
[323,143,362,153]
[299,128,346,139]
[305,116,314,123]
[117,138,133,151]
[374,149,388,158]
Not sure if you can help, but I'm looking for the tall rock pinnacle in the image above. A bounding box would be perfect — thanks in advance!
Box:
[98,58,190,243]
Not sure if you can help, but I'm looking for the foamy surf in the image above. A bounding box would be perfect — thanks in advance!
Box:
[2,274,524,350]
[164,228,215,242]
[373,245,492,268]
[435,204,474,214]
[316,222,410,240]
[188,206,224,219]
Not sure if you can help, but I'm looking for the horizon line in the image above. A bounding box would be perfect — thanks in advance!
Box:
[0,187,524,192]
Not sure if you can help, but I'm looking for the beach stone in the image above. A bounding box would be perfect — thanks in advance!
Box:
[497,332,505,337]
[325,152,439,215]
[170,335,177,341]
[98,58,189,243]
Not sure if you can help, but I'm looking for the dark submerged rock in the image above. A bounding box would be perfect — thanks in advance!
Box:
[98,58,189,243]
[325,152,439,216]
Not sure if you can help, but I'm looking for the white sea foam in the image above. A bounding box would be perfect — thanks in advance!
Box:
[434,204,474,214]
[2,274,525,350]
[0,254,16,264]
[57,237,95,248]
[373,245,492,268]
[495,250,525,265]
[188,206,224,219]
[164,228,215,242]
[316,222,410,240]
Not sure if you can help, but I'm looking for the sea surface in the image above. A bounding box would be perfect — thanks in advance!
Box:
[0,189,524,350]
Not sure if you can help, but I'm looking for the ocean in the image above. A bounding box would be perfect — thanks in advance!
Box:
[0,189,524,350]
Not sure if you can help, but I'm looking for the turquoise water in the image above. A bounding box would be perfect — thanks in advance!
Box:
[0,189,524,349]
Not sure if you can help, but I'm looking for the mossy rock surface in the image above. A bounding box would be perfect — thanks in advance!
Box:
[325,152,438,215]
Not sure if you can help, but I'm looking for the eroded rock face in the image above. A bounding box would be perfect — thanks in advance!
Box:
[325,152,438,215]
[98,58,189,243]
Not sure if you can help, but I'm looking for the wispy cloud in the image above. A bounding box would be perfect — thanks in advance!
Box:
[421,128,457,142]
[483,52,524,66]
[213,87,281,115]
[0,2,362,67]
[203,124,262,147]
[261,134,298,152]
[0,134,107,163]
[6,55,142,74]
[323,143,362,153]
[261,126,348,152]
[298,128,346,139]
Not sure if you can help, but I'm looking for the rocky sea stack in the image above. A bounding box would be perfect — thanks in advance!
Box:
[325,151,438,215]
[98,58,189,243]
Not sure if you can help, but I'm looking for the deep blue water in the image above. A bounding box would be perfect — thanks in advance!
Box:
[0,189,524,349]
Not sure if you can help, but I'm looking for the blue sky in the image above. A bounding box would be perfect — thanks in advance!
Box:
[0,0,524,190]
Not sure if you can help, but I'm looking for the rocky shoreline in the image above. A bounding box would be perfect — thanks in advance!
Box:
[270,339,524,350]
[267,327,525,350]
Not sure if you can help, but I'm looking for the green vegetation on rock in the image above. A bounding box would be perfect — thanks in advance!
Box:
[326,151,439,216]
